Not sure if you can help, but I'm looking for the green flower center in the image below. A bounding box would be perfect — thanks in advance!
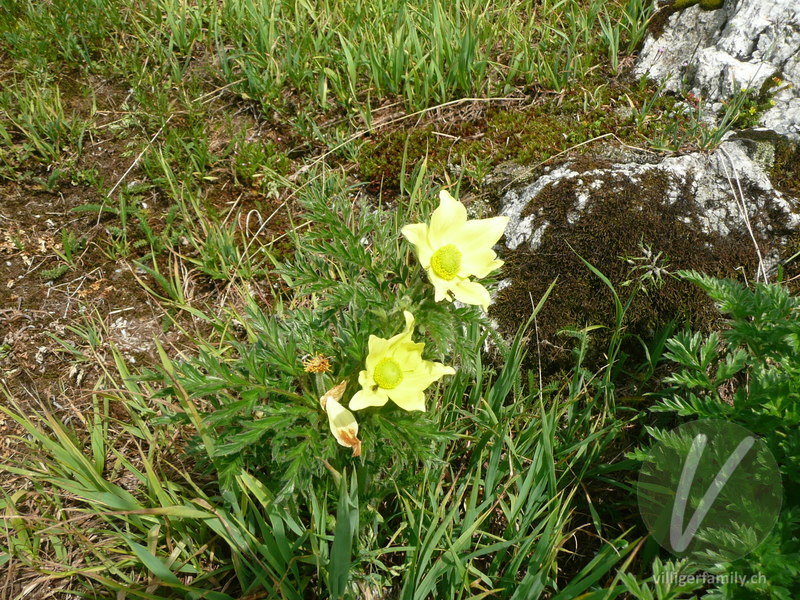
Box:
[430,244,462,281]
[374,358,403,389]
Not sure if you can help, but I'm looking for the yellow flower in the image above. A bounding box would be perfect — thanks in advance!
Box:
[401,190,509,311]
[349,311,455,412]
[321,381,361,457]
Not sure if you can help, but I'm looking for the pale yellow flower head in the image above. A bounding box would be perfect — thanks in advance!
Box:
[401,190,509,311]
[320,381,361,457]
[349,311,455,412]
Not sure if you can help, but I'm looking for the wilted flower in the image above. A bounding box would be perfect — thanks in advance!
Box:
[349,311,454,412]
[321,381,361,457]
[303,353,332,373]
[401,190,508,311]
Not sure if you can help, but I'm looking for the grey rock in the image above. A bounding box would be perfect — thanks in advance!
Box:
[500,139,798,276]
[635,0,800,139]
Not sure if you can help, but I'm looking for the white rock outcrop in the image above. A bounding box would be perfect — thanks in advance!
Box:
[635,0,800,139]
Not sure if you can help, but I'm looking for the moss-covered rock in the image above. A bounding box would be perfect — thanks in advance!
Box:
[490,140,799,374]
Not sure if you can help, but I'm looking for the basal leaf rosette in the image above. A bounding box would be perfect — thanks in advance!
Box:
[349,311,454,412]
[401,190,509,311]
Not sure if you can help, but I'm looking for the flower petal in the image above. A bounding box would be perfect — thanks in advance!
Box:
[386,387,427,412]
[458,215,509,249]
[429,190,468,248]
[452,279,492,311]
[325,398,362,457]
[366,334,392,371]
[385,310,416,350]
[426,269,455,302]
[401,223,433,267]
[459,248,504,279]
[358,367,375,389]
[392,341,424,371]
[402,359,456,392]
[401,310,415,335]
[349,386,389,410]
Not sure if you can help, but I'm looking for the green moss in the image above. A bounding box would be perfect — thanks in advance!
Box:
[771,139,800,197]
[491,162,767,375]
[768,138,800,289]
[672,0,723,10]
[358,78,673,195]
[740,129,800,198]
[725,135,800,291]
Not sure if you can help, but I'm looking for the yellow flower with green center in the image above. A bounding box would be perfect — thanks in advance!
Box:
[401,190,509,311]
[349,311,455,412]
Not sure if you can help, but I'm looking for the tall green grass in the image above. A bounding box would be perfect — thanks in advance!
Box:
[1,0,654,112]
